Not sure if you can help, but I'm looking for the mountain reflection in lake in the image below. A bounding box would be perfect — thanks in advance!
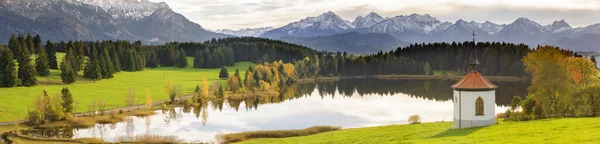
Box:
[63,79,527,143]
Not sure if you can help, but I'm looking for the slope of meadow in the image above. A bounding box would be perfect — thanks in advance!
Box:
[0,53,254,122]
[239,118,600,144]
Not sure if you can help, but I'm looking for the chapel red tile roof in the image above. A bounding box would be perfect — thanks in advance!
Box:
[451,70,498,91]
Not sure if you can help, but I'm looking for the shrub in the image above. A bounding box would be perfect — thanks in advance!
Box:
[521,97,536,116]
[117,134,180,143]
[506,111,532,121]
[408,115,421,124]
[65,113,74,121]
[110,110,121,119]
[510,96,522,111]
[130,110,155,116]
[97,115,125,124]
[161,103,169,110]
[218,126,340,143]
[182,98,192,107]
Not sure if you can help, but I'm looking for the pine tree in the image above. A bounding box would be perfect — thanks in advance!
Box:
[424,62,433,75]
[176,48,188,68]
[110,48,121,72]
[219,66,229,79]
[234,68,241,79]
[45,41,58,69]
[72,42,85,72]
[203,49,212,68]
[213,49,224,67]
[0,46,18,87]
[60,50,77,84]
[223,47,235,66]
[8,35,19,57]
[101,48,114,78]
[591,55,597,67]
[18,42,37,86]
[61,87,74,114]
[193,50,204,68]
[84,49,102,80]
[25,34,34,53]
[146,51,158,68]
[135,51,145,71]
[33,34,43,54]
[234,68,242,88]
[35,43,50,76]
[217,85,224,98]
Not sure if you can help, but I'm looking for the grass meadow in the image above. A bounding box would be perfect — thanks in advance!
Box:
[0,53,254,122]
[238,117,600,144]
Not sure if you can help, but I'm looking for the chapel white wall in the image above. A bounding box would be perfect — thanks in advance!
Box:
[453,90,496,128]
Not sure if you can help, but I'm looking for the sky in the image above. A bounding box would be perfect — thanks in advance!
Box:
[148,0,600,30]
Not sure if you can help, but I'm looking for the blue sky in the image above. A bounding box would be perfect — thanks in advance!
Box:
[149,0,600,30]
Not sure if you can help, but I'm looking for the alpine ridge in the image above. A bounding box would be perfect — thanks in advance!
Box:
[260,11,600,52]
[0,0,228,44]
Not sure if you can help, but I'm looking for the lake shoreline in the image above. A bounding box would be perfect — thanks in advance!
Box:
[0,74,523,125]
[299,75,524,82]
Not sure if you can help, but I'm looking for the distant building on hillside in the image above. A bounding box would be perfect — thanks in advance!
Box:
[451,31,498,129]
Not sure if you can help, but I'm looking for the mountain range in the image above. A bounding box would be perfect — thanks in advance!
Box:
[0,0,228,44]
[259,11,600,53]
[0,0,598,53]
[280,32,404,53]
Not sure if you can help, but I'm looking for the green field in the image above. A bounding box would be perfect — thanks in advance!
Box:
[239,117,600,144]
[0,53,254,122]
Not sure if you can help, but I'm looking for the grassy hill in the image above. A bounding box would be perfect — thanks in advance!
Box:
[238,117,600,144]
[0,53,254,122]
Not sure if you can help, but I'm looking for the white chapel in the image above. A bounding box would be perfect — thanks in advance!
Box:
[451,31,498,129]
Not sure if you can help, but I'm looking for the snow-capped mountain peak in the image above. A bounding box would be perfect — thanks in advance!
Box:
[470,20,504,34]
[547,19,572,33]
[76,0,169,20]
[456,19,469,25]
[214,27,274,37]
[368,13,443,34]
[290,11,354,30]
[260,11,355,38]
[353,12,384,29]
[513,17,542,28]
[500,17,546,35]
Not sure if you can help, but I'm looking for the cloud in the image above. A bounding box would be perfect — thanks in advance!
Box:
[149,0,600,30]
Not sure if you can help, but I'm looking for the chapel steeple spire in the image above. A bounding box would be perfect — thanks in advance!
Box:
[469,30,480,71]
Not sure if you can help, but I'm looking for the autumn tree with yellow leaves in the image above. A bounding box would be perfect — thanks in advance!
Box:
[520,46,600,119]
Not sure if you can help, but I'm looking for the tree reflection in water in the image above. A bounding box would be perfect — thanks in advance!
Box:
[22,79,527,142]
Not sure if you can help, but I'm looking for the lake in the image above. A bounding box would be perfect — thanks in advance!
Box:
[25,79,529,143]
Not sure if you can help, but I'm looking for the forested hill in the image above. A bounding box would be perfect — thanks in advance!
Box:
[317,41,584,77]
[168,37,318,65]
[394,42,533,76]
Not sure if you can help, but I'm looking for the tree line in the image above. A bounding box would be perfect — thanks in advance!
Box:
[0,34,56,87]
[315,42,542,77]
[168,37,319,68]
[318,51,433,76]
[4,34,587,89]
[393,42,533,76]
[0,34,151,87]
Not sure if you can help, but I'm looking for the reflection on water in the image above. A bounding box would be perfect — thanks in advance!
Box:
[26,79,528,143]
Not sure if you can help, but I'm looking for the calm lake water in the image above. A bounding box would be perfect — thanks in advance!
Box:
[26,79,529,143]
